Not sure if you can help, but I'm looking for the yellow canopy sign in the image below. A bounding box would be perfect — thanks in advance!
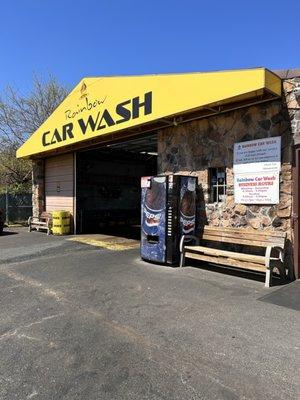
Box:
[17,68,281,158]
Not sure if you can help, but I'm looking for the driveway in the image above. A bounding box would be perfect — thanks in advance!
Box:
[0,228,299,400]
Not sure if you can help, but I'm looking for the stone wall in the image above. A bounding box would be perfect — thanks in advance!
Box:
[32,159,45,218]
[283,77,300,145]
[158,100,293,242]
[284,77,300,278]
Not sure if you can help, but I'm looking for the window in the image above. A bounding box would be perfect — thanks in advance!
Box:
[209,167,227,203]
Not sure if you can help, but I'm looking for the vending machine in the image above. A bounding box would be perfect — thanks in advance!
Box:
[140,174,197,265]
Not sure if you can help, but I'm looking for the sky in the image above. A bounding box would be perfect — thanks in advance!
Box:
[1,0,299,94]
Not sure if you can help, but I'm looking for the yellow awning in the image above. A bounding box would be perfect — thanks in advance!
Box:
[17,68,281,158]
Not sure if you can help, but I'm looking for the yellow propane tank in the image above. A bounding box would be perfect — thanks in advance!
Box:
[51,210,70,235]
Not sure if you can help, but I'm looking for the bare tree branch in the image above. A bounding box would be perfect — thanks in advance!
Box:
[0,74,69,188]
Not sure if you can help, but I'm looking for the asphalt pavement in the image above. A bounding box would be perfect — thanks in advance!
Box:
[0,227,299,400]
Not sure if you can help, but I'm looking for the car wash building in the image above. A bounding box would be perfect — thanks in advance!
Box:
[17,68,300,279]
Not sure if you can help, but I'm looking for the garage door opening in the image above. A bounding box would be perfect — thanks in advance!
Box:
[75,134,157,238]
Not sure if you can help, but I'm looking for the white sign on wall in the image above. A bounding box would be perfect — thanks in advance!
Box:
[233,136,281,204]
[234,172,279,204]
[234,136,281,173]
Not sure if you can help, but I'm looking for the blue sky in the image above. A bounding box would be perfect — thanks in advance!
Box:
[1,0,299,93]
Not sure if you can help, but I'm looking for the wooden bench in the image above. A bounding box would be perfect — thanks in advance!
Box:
[179,226,287,287]
[28,212,52,235]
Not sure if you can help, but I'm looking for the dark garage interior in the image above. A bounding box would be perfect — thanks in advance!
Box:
[76,134,157,237]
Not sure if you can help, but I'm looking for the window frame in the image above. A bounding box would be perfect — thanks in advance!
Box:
[209,167,227,204]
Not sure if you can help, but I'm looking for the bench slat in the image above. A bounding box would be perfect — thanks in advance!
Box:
[184,245,274,264]
[202,234,284,248]
[202,226,286,239]
[202,229,285,246]
[203,229,286,243]
[184,251,267,272]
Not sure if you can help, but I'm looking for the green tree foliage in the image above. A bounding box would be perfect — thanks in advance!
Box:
[0,75,68,190]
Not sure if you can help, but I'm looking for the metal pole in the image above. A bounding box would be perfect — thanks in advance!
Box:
[5,183,9,225]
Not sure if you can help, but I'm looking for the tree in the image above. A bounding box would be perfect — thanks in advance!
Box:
[0,75,69,190]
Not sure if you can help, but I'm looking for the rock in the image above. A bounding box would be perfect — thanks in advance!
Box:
[283,81,295,92]
[211,218,220,227]
[272,217,282,228]
[277,208,291,218]
[261,207,271,216]
[262,216,271,227]
[278,197,292,210]
[281,164,292,182]
[271,113,284,125]
[268,207,277,219]
[249,218,261,229]
[276,219,290,232]
[235,204,247,215]
[280,182,291,195]
[209,211,218,221]
[225,196,235,208]
[222,219,230,227]
[241,114,252,127]
[258,119,271,130]
[222,212,230,220]
[235,217,248,227]
[249,205,260,213]
[206,204,215,212]
[287,97,299,109]
[247,209,257,219]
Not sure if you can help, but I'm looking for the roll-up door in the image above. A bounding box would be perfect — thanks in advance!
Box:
[45,153,74,216]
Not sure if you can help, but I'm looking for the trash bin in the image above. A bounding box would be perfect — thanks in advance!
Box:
[51,210,70,235]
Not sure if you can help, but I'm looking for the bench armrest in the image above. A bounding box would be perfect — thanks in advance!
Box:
[272,246,285,263]
[179,235,199,252]
[265,245,286,287]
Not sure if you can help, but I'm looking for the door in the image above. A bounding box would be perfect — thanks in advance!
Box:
[45,153,74,217]
[293,146,300,279]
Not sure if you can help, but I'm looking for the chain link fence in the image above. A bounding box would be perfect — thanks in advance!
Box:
[0,192,32,224]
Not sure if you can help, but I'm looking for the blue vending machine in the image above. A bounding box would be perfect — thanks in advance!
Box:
[140,174,197,265]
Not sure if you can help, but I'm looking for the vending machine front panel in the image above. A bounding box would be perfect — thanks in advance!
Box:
[141,176,167,263]
[179,176,197,237]
[165,175,180,265]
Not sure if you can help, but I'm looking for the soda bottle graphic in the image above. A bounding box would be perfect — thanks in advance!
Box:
[142,177,166,236]
[180,178,196,235]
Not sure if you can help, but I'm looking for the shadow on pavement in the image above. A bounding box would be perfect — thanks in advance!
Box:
[258,281,300,311]
[1,231,19,236]
[187,259,284,286]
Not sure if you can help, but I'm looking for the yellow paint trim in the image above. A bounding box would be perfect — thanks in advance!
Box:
[17,68,281,158]
[265,69,282,96]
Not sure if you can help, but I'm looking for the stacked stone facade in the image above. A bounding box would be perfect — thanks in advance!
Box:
[32,159,45,218]
[283,77,300,144]
[158,100,293,240]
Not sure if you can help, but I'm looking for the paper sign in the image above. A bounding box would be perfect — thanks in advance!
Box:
[234,137,281,173]
[234,172,279,204]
